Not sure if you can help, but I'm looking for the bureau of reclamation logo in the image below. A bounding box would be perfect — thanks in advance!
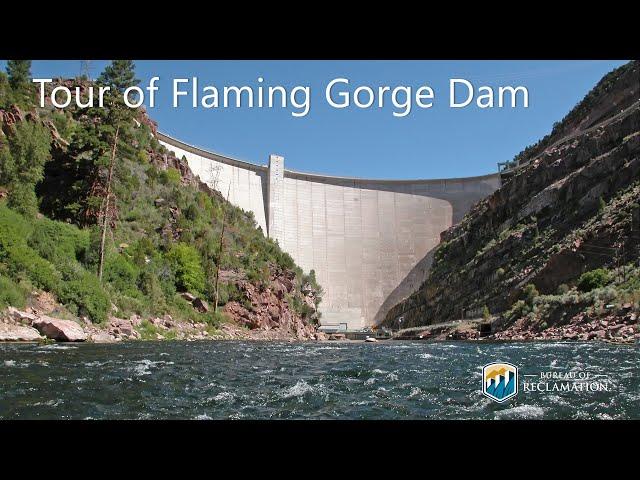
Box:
[482,362,518,403]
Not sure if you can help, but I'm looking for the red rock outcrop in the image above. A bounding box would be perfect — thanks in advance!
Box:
[223,269,317,340]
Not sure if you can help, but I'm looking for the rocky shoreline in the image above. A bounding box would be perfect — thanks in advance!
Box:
[489,310,638,344]
[0,264,323,343]
[2,295,638,345]
[0,299,326,344]
[3,304,638,345]
[0,263,323,343]
[393,307,639,345]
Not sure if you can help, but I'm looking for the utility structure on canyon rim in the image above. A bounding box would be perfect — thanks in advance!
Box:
[157,132,501,330]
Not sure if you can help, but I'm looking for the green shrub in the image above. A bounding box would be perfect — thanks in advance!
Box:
[302,269,323,303]
[203,309,227,327]
[183,202,200,222]
[196,191,214,215]
[1,243,61,291]
[482,305,491,320]
[577,268,610,292]
[0,203,33,247]
[557,283,570,295]
[58,273,110,323]
[289,293,315,320]
[522,283,539,306]
[145,166,159,185]
[51,111,73,140]
[594,286,617,304]
[6,182,40,218]
[0,275,27,308]
[247,261,269,285]
[560,291,581,305]
[166,242,205,294]
[0,204,109,322]
[135,319,177,340]
[133,124,152,151]
[0,72,10,109]
[160,167,181,186]
[28,218,88,264]
[137,150,149,164]
[138,270,167,314]
[508,300,529,319]
[104,254,140,297]
[434,241,450,263]
[130,237,156,267]
[136,319,160,340]
[112,294,146,317]
[0,209,62,289]
[216,282,243,306]
[0,120,51,217]
[598,196,606,212]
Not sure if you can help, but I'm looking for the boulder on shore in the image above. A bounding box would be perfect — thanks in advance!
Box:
[315,331,329,341]
[193,298,209,313]
[0,323,43,342]
[6,307,38,325]
[108,318,135,337]
[88,331,117,343]
[32,316,87,342]
[328,333,346,341]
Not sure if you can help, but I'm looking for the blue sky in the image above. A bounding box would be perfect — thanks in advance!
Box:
[1,60,628,179]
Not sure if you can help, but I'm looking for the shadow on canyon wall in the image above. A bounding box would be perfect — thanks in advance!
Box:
[373,247,435,325]
[371,185,499,326]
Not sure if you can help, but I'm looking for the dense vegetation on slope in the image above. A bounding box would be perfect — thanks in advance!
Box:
[384,60,640,330]
[0,61,322,333]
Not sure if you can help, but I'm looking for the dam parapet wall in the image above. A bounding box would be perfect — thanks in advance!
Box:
[157,132,501,328]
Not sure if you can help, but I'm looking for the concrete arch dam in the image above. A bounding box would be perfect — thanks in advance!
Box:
[158,132,501,329]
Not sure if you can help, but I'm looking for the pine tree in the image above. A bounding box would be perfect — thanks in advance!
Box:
[6,60,32,107]
[95,60,139,135]
[94,60,139,281]
[0,121,51,217]
[6,60,31,90]
[0,71,10,109]
[97,60,139,93]
[64,61,138,213]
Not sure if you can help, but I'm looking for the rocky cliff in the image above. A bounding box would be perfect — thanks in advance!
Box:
[383,61,640,332]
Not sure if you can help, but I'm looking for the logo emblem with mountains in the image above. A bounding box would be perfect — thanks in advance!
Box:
[482,362,518,403]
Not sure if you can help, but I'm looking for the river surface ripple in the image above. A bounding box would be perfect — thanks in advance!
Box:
[0,341,637,419]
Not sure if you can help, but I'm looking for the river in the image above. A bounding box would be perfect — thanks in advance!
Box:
[0,341,637,419]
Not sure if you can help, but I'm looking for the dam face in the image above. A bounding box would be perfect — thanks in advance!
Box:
[158,133,501,329]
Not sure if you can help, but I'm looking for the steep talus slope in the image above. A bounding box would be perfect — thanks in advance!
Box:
[383,60,640,329]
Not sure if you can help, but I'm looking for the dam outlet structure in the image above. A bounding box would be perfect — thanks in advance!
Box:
[158,132,501,330]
